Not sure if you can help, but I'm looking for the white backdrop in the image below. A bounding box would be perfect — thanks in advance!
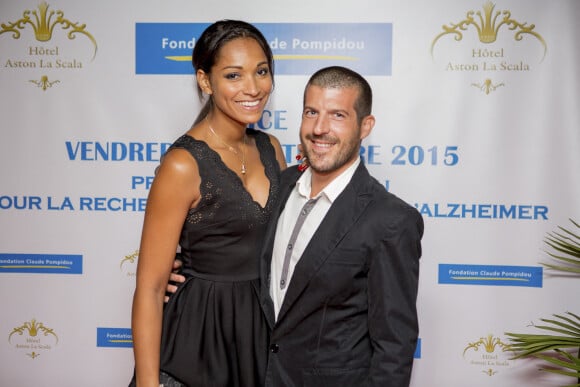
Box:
[1,1,579,386]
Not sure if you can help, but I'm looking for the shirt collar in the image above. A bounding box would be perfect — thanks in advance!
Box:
[296,157,361,203]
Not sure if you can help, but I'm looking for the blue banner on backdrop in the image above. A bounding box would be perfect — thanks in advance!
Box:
[438,264,543,287]
[414,338,421,359]
[136,23,392,75]
[0,253,82,274]
[97,328,133,348]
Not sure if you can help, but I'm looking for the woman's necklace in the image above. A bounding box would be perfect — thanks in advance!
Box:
[206,118,247,175]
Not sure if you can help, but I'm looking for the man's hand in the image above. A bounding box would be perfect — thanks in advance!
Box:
[164,258,186,303]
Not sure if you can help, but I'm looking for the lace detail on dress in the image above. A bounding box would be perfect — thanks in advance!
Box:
[167,128,280,229]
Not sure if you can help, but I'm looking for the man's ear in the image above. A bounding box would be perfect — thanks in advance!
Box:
[196,69,212,95]
[359,115,375,140]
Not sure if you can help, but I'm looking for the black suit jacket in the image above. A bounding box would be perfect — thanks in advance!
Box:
[259,162,424,387]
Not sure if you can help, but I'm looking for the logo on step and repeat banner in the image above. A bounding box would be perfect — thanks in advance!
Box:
[97,327,133,348]
[430,1,547,94]
[0,1,98,90]
[120,250,138,278]
[439,264,543,287]
[8,318,59,359]
[462,334,514,377]
[135,23,392,76]
[0,253,82,274]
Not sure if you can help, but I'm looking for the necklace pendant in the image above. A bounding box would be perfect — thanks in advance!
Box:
[241,164,247,174]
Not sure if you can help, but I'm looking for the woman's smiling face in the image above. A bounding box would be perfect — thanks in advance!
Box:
[198,37,273,126]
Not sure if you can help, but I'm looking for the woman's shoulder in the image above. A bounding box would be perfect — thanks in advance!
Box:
[159,143,199,175]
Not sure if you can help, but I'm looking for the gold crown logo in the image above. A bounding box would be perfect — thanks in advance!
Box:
[120,250,139,269]
[463,334,509,356]
[8,318,59,344]
[431,1,547,61]
[0,1,97,60]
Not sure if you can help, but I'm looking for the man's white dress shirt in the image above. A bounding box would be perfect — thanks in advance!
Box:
[270,158,360,320]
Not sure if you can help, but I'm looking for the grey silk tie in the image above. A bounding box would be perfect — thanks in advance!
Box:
[279,197,319,290]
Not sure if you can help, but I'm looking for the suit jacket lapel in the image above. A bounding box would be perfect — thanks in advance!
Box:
[276,163,373,323]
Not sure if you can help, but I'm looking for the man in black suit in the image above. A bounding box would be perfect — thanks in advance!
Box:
[260,66,423,386]
[166,66,423,386]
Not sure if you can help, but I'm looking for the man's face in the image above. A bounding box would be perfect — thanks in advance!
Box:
[299,85,372,178]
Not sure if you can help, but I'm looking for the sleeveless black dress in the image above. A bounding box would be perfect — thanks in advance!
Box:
[158,129,280,386]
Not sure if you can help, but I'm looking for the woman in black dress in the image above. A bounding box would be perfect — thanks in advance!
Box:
[130,20,286,387]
